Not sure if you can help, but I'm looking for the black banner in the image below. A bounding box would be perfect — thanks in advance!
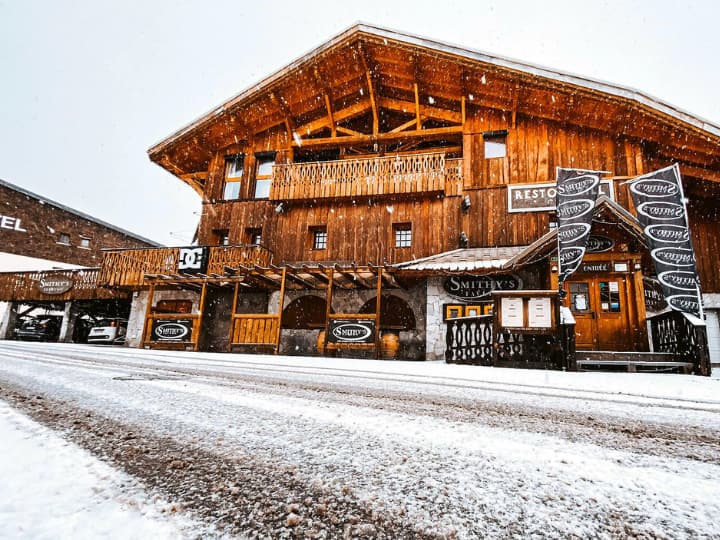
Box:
[628,164,702,317]
[151,319,194,341]
[178,247,209,274]
[556,168,603,285]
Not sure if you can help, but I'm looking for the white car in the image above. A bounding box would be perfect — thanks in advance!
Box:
[87,319,127,345]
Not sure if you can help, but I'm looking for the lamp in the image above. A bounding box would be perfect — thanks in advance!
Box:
[461,195,471,212]
[459,231,469,248]
[275,202,285,214]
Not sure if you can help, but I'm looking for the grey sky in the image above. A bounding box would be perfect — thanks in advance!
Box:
[1,0,718,246]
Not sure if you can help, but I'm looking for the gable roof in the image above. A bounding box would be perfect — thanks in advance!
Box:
[149,23,720,188]
[503,195,645,270]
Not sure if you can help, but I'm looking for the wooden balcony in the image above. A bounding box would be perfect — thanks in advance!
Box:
[0,268,121,302]
[270,152,463,201]
[98,245,273,288]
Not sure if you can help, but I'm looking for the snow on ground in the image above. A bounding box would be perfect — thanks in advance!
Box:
[0,399,223,540]
[1,341,720,538]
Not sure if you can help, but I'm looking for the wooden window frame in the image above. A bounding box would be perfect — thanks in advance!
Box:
[58,233,70,245]
[245,227,262,246]
[213,229,230,246]
[483,130,507,159]
[393,222,412,248]
[310,226,327,250]
[223,154,244,200]
[254,153,275,199]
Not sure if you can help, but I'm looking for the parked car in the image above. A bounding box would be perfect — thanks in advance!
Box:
[14,316,62,342]
[87,318,127,345]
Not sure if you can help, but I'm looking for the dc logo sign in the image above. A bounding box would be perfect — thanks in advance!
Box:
[178,247,209,273]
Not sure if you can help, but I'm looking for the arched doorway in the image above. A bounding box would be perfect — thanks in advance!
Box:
[359,294,416,330]
[281,295,326,329]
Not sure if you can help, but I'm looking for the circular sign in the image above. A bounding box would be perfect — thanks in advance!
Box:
[586,235,615,253]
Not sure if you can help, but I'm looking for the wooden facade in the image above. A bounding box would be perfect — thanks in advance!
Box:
[6,25,718,368]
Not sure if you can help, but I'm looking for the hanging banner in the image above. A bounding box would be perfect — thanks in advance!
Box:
[628,164,702,317]
[555,168,603,285]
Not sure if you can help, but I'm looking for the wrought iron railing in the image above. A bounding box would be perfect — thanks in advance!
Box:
[650,310,711,376]
[445,315,494,365]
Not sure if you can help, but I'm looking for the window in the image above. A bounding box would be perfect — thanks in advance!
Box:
[393,223,412,248]
[213,229,229,246]
[245,227,262,246]
[483,130,507,159]
[79,237,91,248]
[311,227,327,250]
[254,153,275,199]
[223,154,244,200]
[58,233,70,245]
[599,281,621,313]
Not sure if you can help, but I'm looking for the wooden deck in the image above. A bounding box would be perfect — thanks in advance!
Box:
[0,268,124,302]
[270,153,462,200]
[97,245,273,288]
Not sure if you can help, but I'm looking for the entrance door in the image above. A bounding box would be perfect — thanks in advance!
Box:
[566,277,631,351]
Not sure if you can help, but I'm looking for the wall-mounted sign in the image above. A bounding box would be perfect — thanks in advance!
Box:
[500,297,524,327]
[586,235,615,253]
[444,275,522,301]
[151,319,193,341]
[507,179,614,213]
[37,276,74,295]
[178,247,209,273]
[0,215,27,232]
[327,319,375,344]
[528,297,552,328]
[578,262,611,273]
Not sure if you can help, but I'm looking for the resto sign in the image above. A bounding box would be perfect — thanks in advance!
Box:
[38,276,74,295]
[508,180,614,213]
[443,275,522,301]
[327,319,375,344]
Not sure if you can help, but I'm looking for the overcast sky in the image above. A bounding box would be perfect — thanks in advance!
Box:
[1,0,718,246]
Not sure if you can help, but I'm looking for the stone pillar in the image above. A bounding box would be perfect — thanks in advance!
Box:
[58,301,80,343]
[0,301,19,340]
[125,290,149,348]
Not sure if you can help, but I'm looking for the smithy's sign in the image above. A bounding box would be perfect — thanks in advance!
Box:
[628,164,701,317]
[508,180,613,213]
[444,275,522,301]
[151,319,193,341]
[327,319,375,344]
[555,168,603,285]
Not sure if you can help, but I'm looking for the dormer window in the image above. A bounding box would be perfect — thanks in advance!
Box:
[483,130,507,159]
[223,154,244,200]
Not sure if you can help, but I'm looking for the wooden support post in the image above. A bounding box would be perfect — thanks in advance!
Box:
[322,269,334,356]
[375,268,383,359]
[414,83,421,130]
[227,281,239,351]
[274,268,287,355]
[194,282,208,352]
[140,282,155,348]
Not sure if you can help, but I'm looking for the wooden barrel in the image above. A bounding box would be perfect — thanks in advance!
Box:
[316,330,326,355]
[380,331,400,359]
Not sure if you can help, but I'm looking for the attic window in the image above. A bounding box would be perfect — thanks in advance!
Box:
[483,130,507,159]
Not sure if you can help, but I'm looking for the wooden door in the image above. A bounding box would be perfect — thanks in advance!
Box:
[566,277,632,351]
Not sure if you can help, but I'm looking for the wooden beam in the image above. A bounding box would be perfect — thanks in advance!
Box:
[390,118,418,134]
[378,96,462,124]
[295,99,371,137]
[270,92,295,148]
[194,282,207,352]
[358,43,378,136]
[336,126,367,137]
[375,268,382,359]
[274,268,286,354]
[291,125,463,149]
[414,83,421,130]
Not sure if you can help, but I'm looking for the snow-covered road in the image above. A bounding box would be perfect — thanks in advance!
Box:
[1,342,719,538]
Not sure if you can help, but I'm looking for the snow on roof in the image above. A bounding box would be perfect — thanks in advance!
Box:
[395,246,526,272]
[0,252,87,272]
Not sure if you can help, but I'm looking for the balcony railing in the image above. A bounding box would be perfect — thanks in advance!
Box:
[270,153,463,200]
[97,245,273,288]
[0,268,117,302]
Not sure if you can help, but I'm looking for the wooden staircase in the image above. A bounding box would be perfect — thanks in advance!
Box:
[576,350,693,374]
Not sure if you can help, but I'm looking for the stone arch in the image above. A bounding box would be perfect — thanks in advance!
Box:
[359,294,416,330]
[281,294,326,329]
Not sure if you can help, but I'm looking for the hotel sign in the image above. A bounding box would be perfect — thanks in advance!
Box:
[507,180,614,213]
[37,276,74,295]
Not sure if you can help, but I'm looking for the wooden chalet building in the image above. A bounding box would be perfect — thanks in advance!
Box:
[12,24,720,372]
